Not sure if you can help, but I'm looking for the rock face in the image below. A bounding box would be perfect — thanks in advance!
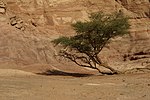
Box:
[0,0,149,72]
[119,0,150,18]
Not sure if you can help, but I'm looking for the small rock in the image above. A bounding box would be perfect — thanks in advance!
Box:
[122,79,125,82]
[120,93,124,95]
[142,95,146,97]
[0,1,6,14]
[15,23,23,29]
[0,8,5,14]
[0,1,6,8]
[10,20,17,26]
[9,16,25,31]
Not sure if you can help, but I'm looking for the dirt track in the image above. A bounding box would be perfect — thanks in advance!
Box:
[0,69,150,100]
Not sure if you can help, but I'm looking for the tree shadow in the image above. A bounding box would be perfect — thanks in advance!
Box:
[37,69,94,77]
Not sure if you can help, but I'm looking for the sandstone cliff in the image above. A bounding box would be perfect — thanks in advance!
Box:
[0,0,149,73]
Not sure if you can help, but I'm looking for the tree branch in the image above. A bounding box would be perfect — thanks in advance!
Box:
[59,50,96,69]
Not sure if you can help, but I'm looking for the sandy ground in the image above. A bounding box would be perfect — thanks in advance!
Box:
[0,69,150,100]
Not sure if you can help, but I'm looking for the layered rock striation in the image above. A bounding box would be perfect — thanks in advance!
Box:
[0,0,149,72]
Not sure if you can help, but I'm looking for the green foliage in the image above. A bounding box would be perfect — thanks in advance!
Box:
[52,11,130,56]
[52,37,71,47]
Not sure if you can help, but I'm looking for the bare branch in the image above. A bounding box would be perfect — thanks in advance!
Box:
[59,50,96,69]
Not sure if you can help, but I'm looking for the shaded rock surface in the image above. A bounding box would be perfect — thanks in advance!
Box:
[0,0,149,73]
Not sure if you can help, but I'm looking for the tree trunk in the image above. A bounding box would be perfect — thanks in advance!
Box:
[95,55,120,74]
[94,67,102,73]
[100,63,120,74]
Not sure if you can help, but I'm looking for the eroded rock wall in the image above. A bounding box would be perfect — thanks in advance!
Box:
[0,0,149,71]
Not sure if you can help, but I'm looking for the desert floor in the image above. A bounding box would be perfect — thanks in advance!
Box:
[0,69,150,100]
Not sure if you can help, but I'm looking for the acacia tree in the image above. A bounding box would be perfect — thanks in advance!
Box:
[52,11,130,74]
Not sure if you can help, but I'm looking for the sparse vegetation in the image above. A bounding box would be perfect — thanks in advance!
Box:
[52,11,130,74]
